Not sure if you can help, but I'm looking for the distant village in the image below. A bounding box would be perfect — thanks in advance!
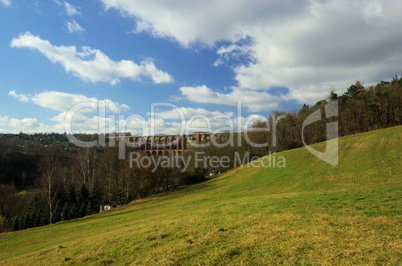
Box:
[0,132,107,154]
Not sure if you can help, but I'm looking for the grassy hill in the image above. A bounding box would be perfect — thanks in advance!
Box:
[0,126,401,265]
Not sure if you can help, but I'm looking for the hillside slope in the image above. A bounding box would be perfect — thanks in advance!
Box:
[0,126,401,264]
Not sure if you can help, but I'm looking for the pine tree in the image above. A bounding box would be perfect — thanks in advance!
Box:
[85,201,93,216]
[19,214,26,230]
[25,212,35,229]
[33,211,41,227]
[344,81,364,101]
[30,211,37,228]
[68,204,78,220]
[11,216,19,231]
[62,203,69,221]
[77,184,90,205]
[79,203,86,218]
[68,184,77,205]
[90,179,103,210]
[52,204,61,223]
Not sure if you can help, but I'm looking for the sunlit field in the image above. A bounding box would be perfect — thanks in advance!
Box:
[0,126,401,265]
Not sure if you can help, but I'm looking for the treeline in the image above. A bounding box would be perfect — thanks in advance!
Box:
[10,183,93,231]
[248,76,402,156]
[0,145,209,232]
[0,153,40,188]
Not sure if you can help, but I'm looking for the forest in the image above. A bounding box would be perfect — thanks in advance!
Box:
[0,76,401,233]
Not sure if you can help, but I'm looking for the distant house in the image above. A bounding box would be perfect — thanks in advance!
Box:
[99,202,119,213]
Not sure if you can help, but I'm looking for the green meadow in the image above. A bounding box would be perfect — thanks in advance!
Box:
[0,126,401,265]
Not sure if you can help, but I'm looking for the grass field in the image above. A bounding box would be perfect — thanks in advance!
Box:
[0,126,401,265]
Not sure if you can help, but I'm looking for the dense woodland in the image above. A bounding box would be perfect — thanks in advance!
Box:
[0,76,401,232]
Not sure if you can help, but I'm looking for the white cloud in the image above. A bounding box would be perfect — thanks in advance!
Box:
[214,41,253,67]
[1,116,51,133]
[2,90,131,133]
[2,93,259,134]
[0,115,9,123]
[102,0,402,106]
[66,20,85,33]
[0,114,107,134]
[0,0,10,6]
[64,1,80,16]
[179,85,281,112]
[152,107,233,120]
[51,111,113,133]
[9,90,30,102]
[168,95,183,102]
[122,106,255,135]
[10,32,174,85]
[100,0,269,47]
[25,91,129,113]
[9,118,40,129]
[9,90,129,114]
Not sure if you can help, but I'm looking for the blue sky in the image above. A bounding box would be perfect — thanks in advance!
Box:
[1,0,401,135]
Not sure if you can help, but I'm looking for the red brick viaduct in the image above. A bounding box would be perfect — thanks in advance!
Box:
[113,133,223,156]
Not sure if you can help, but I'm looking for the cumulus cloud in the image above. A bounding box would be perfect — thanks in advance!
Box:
[10,91,130,113]
[152,107,234,120]
[3,91,131,133]
[100,0,275,47]
[51,111,114,133]
[9,90,30,102]
[2,93,259,134]
[158,108,234,133]
[9,118,40,129]
[122,106,256,135]
[0,114,110,134]
[0,0,10,6]
[0,115,51,133]
[0,115,9,123]
[101,0,402,106]
[179,85,281,112]
[10,32,174,85]
[66,20,85,33]
[64,1,80,16]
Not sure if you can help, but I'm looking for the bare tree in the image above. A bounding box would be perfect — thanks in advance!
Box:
[73,147,98,189]
[40,145,63,223]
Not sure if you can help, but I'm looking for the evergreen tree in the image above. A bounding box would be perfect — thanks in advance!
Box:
[62,203,69,221]
[40,214,49,226]
[11,216,19,231]
[25,212,34,229]
[329,89,338,101]
[19,214,26,230]
[52,204,62,223]
[90,179,103,210]
[344,81,364,101]
[33,211,42,227]
[68,204,78,220]
[78,203,84,218]
[85,201,93,216]
[68,184,77,205]
[77,183,90,205]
